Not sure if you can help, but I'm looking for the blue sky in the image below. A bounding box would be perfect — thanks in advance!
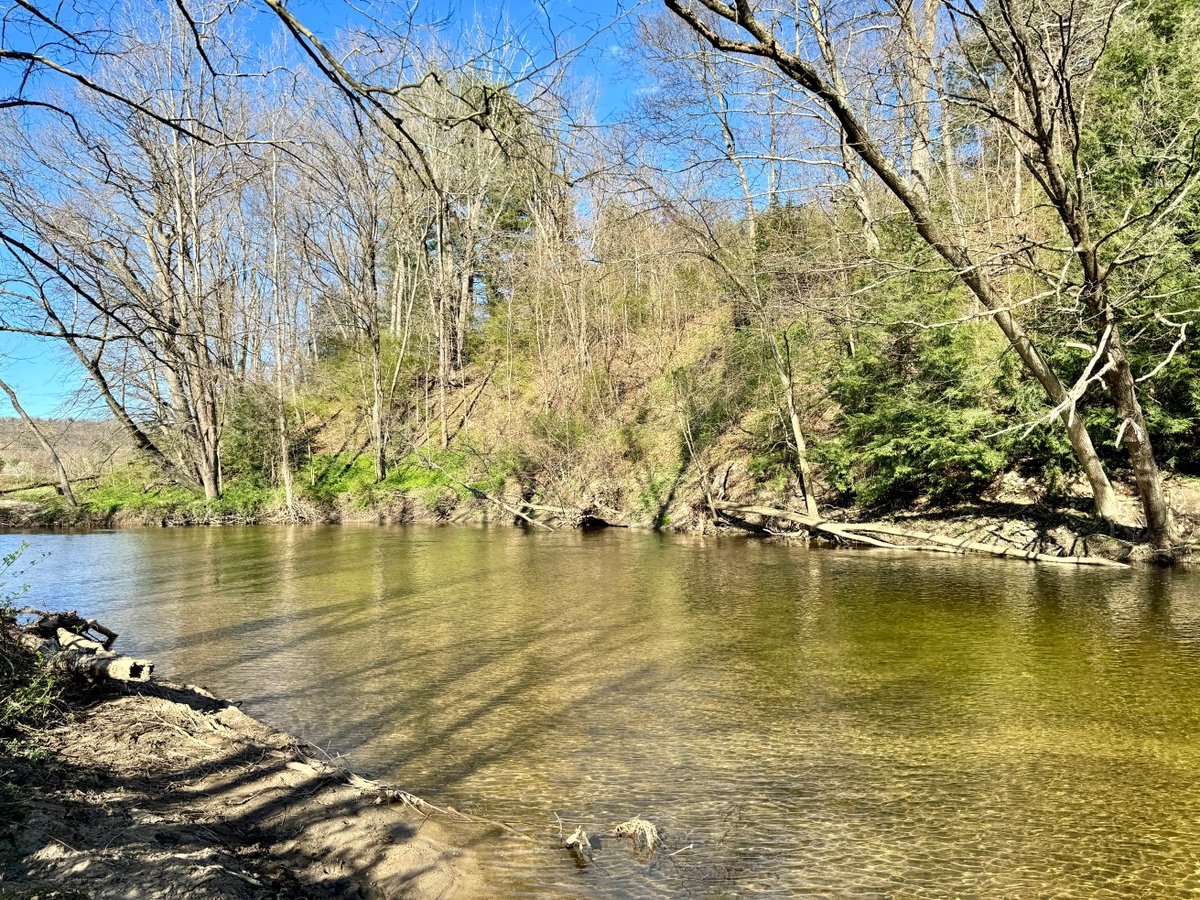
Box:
[0,0,649,418]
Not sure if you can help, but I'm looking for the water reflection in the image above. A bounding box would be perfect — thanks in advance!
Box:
[13,525,1200,896]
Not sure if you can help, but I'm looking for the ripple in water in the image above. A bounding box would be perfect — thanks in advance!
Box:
[13,525,1200,896]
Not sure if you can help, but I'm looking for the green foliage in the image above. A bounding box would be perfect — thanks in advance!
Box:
[0,543,62,759]
[79,464,273,522]
[1085,0,1200,215]
[821,393,1006,506]
[671,331,768,462]
[82,464,198,515]
[632,466,681,520]
[300,447,483,510]
[618,409,651,465]
[819,321,1074,507]
[1,667,60,740]
[746,419,795,493]
[1075,0,1200,473]
[0,541,31,608]
[221,384,283,485]
[301,451,378,504]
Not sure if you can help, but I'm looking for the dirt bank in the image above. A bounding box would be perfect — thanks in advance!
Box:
[1,465,1197,565]
[1,679,503,899]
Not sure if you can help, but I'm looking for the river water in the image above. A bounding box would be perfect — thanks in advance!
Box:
[9,525,1200,896]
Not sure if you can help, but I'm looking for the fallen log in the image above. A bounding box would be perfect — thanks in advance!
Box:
[519,501,630,528]
[711,501,1129,569]
[13,623,154,682]
[20,608,118,649]
[846,522,1127,567]
[0,474,100,496]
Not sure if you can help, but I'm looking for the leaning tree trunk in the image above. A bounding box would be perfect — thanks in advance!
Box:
[0,376,76,507]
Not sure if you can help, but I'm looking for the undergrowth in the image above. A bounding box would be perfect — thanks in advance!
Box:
[0,542,62,762]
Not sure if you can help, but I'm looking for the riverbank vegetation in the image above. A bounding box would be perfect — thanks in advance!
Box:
[0,545,61,768]
[1,0,1198,559]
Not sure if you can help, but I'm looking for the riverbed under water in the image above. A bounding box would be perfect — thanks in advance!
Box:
[9,525,1200,896]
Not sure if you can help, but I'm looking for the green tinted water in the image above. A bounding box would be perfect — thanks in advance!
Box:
[14,525,1200,896]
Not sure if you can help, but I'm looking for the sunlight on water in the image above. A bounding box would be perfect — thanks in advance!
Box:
[13,525,1200,896]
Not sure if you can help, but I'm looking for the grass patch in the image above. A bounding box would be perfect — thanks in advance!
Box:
[69,464,275,523]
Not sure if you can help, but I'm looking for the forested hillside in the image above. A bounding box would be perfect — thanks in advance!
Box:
[1,0,1197,558]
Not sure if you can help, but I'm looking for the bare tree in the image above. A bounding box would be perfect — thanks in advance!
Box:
[0,373,76,506]
[0,4,265,498]
[663,0,1192,554]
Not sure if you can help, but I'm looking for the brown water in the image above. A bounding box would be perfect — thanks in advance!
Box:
[12,525,1200,896]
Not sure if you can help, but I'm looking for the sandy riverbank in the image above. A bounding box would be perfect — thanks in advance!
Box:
[1,677,504,899]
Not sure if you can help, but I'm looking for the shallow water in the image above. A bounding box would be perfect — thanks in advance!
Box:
[10,524,1200,896]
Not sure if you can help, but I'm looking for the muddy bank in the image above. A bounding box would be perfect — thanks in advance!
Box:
[1,678,505,899]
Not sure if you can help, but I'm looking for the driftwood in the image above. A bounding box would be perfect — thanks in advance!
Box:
[520,501,629,528]
[21,608,118,648]
[13,611,153,682]
[562,827,595,865]
[558,816,667,868]
[712,501,1129,569]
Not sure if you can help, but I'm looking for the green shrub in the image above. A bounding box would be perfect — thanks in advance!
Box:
[821,321,1074,508]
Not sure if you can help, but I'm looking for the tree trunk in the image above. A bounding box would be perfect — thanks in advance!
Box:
[1101,332,1178,552]
[771,332,819,518]
[370,330,387,482]
[279,401,296,519]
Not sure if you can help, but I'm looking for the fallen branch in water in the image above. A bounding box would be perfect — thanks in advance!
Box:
[712,501,1129,568]
[343,768,538,842]
[519,501,630,528]
[563,826,595,865]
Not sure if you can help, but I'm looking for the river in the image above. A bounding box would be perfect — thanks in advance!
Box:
[9,524,1200,896]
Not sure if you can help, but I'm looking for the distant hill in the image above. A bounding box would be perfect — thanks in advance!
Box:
[0,418,133,487]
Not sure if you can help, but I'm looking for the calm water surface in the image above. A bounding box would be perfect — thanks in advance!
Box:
[10,525,1200,896]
